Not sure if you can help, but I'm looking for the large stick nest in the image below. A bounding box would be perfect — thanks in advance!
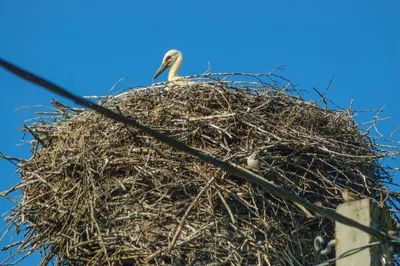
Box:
[2,74,398,265]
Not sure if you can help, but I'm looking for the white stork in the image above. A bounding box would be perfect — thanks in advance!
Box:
[153,50,184,81]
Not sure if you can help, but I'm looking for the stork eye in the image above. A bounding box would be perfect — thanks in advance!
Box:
[165,56,171,62]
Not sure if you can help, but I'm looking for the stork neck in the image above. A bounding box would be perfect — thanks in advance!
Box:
[168,56,183,81]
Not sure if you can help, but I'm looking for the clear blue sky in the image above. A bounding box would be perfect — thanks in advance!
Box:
[1,1,399,265]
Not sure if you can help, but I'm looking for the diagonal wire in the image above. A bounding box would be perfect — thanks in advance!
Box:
[0,58,386,240]
[315,239,400,266]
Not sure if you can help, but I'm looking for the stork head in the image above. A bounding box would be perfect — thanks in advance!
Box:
[153,50,183,80]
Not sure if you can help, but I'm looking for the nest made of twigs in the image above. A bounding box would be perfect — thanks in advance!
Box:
[2,74,397,265]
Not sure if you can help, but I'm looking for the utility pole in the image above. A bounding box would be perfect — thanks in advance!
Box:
[335,198,392,266]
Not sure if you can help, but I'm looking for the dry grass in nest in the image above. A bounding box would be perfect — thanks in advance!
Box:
[1,74,399,265]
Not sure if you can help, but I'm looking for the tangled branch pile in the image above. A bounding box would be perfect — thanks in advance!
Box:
[2,74,399,265]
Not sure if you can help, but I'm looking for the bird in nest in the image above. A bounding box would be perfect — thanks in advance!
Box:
[153,49,185,82]
[247,150,261,173]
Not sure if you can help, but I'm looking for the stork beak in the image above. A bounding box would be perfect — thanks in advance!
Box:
[153,63,169,80]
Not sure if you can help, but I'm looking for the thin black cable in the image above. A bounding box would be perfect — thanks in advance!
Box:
[315,240,400,266]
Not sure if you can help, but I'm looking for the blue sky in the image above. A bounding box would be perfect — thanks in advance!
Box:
[1,0,399,265]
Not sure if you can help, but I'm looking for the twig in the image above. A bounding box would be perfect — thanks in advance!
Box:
[168,177,215,252]
[0,151,25,166]
[322,75,334,96]
[22,124,44,145]
[312,87,328,110]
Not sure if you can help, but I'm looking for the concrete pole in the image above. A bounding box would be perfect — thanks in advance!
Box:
[336,198,392,266]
